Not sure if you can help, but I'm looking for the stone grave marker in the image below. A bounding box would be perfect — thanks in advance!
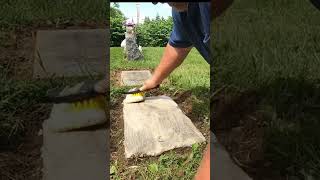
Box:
[33,29,108,78]
[124,22,143,60]
[121,70,152,86]
[123,95,205,158]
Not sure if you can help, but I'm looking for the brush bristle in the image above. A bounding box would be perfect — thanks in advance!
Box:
[69,96,106,112]
[132,92,144,96]
[123,92,146,104]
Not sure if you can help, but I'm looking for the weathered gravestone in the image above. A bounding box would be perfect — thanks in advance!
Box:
[41,120,108,180]
[33,29,108,78]
[121,70,152,86]
[124,25,143,61]
[123,96,205,158]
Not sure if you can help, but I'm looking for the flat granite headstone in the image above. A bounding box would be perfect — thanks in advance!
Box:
[123,95,205,158]
[41,120,108,180]
[121,70,152,86]
[33,29,108,78]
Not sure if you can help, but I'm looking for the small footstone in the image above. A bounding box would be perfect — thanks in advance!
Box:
[33,29,108,78]
[123,96,205,158]
[121,70,152,86]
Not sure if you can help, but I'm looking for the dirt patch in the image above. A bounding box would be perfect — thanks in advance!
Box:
[212,89,286,180]
[0,28,34,79]
[110,71,122,87]
[0,104,51,180]
[0,135,42,179]
[0,26,48,180]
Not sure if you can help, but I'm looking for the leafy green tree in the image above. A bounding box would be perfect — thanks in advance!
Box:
[113,2,119,8]
[144,16,151,24]
[155,13,160,20]
[110,3,173,47]
[136,17,173,47]
[110,4,125,46]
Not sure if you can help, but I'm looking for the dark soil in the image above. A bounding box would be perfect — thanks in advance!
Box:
[212,89,286,180]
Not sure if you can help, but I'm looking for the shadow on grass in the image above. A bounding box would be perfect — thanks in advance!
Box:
[212,76,320,178]
[259,77,320,178]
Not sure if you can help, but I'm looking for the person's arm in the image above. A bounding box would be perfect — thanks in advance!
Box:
[140,43,192,91]
[212,0,234,19]
[195,144,210,180]
[140,6,192,91]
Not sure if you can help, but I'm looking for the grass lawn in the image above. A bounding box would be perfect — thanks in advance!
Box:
[0,0,108,28]
[110,47,210,179]
[212,0,320,179]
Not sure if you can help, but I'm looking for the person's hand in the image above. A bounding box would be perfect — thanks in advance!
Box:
[94,78,108,94]
[139,78,159,91]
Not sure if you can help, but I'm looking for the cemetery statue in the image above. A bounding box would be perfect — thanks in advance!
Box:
[123,19,143,61]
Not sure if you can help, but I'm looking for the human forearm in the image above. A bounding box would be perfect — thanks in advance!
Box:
[151,43,191,84]
[140,43,191,91]
[195,144,210,180]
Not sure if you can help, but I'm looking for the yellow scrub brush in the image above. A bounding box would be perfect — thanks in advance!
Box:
[123,85,159,104]
[124,91,146,104]
[69,95,106,112]
[46,80,105,103]
[45,80,107,132]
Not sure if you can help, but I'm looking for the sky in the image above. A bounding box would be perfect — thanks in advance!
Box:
[113,2,172,24]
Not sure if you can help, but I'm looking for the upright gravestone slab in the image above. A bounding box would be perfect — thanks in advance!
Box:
[124,26,143,61]
[121,70,152,86]
[123,96,205,158]
[33,29,108,78]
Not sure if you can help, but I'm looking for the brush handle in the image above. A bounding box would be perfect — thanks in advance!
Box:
[45,80,106,103]
[123,85,160,94]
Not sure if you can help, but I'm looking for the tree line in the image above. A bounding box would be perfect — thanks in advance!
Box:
[110,4,173,47]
